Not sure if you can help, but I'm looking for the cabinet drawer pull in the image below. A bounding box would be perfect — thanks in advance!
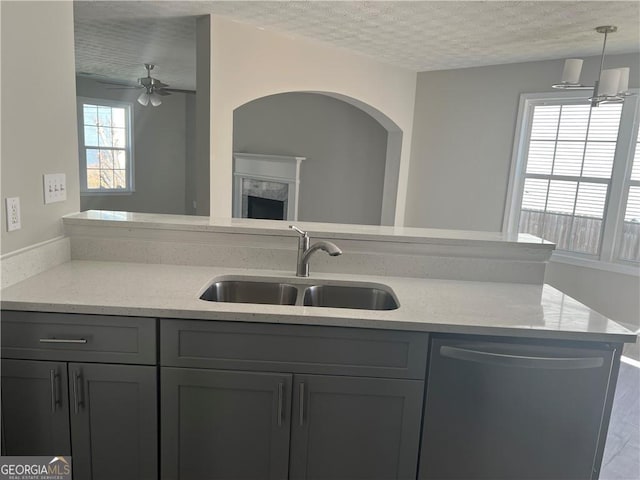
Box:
[277,383,284,427]
[72,371,83,414]
[39,338,88,344]
[299,383,305,427]
[49,369,59,413]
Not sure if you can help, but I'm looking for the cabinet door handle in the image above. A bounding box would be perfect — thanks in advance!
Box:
[299,383,305,427]
[277,382,284,427]
[72,370,83,414]
[39,338,87,344]
[49,369,58,413]
[440,345,605,370]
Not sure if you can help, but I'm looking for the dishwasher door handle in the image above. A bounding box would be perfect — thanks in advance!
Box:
[440,345,605,370]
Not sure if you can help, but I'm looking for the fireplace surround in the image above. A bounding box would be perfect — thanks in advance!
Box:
[233,153,305,221]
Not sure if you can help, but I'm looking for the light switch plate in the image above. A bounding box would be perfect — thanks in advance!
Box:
[5,197,21,231]
[44,173,66,204]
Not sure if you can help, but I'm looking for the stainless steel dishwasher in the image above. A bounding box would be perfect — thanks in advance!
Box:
[418,336,618,480]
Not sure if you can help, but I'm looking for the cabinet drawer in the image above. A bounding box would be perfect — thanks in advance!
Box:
[1,311,156,365]
[161,319,428,379]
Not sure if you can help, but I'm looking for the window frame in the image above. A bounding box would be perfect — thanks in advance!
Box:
[504,90,640,274]
[77,97,135,195]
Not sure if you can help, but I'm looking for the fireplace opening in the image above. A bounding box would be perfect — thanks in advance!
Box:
[247,195,285,220]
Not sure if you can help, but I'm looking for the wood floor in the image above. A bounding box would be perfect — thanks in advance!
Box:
[600,359,640,480]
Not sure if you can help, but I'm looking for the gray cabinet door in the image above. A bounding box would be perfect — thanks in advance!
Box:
[161,367,292,480]
[1,359,71,456]
[289,374,424,480]
[68,363,157,480]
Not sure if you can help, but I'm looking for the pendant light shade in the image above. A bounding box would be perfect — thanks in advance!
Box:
[617,67,630,94]
[599,69,621,96]
[560,59,584,85]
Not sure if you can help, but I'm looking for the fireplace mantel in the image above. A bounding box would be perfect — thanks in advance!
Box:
[232,153,306,221]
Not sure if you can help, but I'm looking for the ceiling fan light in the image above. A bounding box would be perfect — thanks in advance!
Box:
[560,58,583,84]
[150,93,162,107]
[137,92,150,106]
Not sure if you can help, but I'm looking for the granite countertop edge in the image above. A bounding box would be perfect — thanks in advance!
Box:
[0,260,636,345]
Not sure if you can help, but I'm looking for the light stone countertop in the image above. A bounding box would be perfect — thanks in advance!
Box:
[64,211,554,248]
[0,260,635,344]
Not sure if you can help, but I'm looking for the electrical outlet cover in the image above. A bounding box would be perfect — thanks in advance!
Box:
[5,197,21,231]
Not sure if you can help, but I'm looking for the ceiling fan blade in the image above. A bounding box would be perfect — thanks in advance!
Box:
[104,85,143,90]
[97,79,140,87]
[163,88,196,94]
[154,89,171,96]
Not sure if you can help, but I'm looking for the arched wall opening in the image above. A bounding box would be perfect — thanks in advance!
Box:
[232,90,403,226]
[209,15,417,225]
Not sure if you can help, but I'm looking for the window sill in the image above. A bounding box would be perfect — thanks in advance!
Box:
[81,190,134,197]
[550,251,639,276]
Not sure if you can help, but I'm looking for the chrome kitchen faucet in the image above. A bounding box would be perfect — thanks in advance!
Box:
[289,225,342,277]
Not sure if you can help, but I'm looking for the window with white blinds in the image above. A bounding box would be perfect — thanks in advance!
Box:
[508,92,640,266]
[619,127,640,261]
[519,103,621,255]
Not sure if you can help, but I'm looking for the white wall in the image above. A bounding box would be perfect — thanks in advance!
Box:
[76,77,191,215]
[233,92,388,225]
[405,53,640,331]
[209,16,417,225]
[0,1,80,255]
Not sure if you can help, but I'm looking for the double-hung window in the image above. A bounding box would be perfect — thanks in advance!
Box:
[77,98,134,193]
[505,91,639,268]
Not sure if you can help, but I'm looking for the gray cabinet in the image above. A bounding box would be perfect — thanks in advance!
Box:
[161,368,291,480]
[69,363,158,480]
[160,319,429,480]
[289,374,424,480]
[1,359,71,456]
[1,311,158,480]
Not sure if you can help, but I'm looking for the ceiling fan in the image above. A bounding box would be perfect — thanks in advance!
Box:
[101,64,189,107]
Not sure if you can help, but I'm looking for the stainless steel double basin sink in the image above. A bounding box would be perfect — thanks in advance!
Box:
[200,277,399,311]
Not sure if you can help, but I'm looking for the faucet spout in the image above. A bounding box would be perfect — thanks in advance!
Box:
[302,241,343,262]
[290,225,342,277]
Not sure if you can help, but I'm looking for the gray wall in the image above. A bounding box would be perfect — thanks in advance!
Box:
[76,76,193,215]
[405,52,640,231]
[195,15,210,216]
[1,1,81,254]
[233,92,388,225]
[405,53,640,331]
[185,94,197,215]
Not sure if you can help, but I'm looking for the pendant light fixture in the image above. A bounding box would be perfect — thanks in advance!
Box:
[552,26,634,107]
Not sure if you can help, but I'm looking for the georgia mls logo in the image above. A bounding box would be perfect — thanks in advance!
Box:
[0,456,72,480]
[48,457,70,474]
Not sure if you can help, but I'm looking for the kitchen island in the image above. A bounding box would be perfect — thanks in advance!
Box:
[0,212,636,479]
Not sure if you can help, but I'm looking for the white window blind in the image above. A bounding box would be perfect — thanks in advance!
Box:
[508,91,640,269]
[519,103,622,255]
[619,126,640,261]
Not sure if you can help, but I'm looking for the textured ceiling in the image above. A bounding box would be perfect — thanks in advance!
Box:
[74,1,640,91]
